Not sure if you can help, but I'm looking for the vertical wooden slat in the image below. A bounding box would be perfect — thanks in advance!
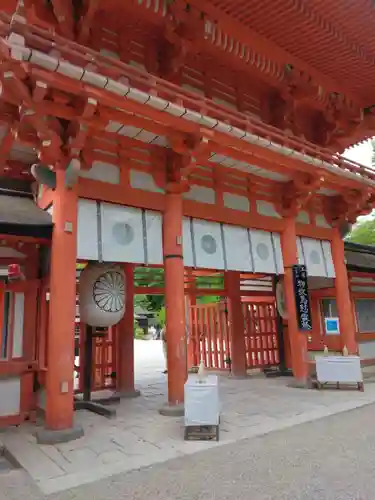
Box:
[241,299,280,369]
[216,304,225,369]
[189,305,196,366]
[211,306,219,369]
[198,306,206,366]
[269,304,276,365]
[243,304,250,368]
[192,306,199,365]
[261,304,268,366]
[223,301,231,366]
[205,306,213,368]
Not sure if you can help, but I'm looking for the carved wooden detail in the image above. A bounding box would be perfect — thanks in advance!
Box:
[152,133,211,193]
[279,174,324,217]
[158,1,205,78]
[323,189,375,226]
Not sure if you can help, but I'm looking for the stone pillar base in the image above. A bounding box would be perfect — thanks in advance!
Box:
[35,424,84,445]
[287,378,311,389]
[115,389,141,399]
[159,403,184,417]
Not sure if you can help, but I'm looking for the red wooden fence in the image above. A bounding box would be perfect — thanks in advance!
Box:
[242,302,279,369]
[189,302,231,370]
[189,299,280,372]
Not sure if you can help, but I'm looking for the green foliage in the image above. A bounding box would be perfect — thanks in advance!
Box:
[133,267,224,313]
[347,218,375,245]
[157,307,166,326]
[134,293,164,313]
[197,295,220,304]
[134,327,147,339]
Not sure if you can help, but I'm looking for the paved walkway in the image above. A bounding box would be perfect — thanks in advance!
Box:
[2,341,375,495]
[54,403,375,500]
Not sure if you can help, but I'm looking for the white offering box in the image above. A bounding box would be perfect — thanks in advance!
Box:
[184,374,220,427]
[316,356,363,384]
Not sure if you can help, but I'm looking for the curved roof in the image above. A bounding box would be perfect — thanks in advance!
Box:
[194,0,375,105]
[0,194,52,239]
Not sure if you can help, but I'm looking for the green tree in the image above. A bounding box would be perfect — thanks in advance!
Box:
[347,218,375,245]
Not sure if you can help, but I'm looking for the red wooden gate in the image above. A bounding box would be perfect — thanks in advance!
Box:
[92,326,117,391]
[242,301,279,369]
[75,323,117,393]
[189,302,231,370]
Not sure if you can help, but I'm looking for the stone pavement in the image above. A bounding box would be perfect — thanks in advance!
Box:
[53,403,375,500]
[2,373,375,496]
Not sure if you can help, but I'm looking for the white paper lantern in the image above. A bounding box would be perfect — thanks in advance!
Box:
[79,263,126,327]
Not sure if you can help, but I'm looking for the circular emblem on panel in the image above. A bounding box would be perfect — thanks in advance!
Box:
[310,250,321,265]
[93,271,125,313]
[201,234,217,255]
[112,222,134,246]
[256,242,269,261]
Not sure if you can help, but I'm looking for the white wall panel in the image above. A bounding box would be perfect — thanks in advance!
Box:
[183,185,215,204]
[359,340,375,360]
[301,238,327,277]
[256,201,281,218]
[193,219,225,270]
[223,225,253,272]
[321,240,335,278]
[183,218,194,267]
[297,237,305,265]
[101,203,144,263]
[315,214,331,228]
[249,230,277,274]
[77,199,99,260]
[79,161,120,184]
[296,211,310,224]
[0,378,20,416]
[271,233,284,274]
[130,170,164,193]
[223,193,250,212]
[12,293,24,358]
[145,211,163,265]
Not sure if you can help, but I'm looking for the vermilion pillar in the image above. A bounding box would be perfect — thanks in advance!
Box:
[281,218,308,385]
[38,170,83,443]
[331,228,357,354]
[225,271,247,377]
[117,263,139,397]
[160,191,187,415]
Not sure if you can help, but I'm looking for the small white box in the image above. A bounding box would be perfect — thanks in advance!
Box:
[184,374,220,427]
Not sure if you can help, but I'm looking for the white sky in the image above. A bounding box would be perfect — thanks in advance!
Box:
[343,140,372,168]
[342,139,374,222]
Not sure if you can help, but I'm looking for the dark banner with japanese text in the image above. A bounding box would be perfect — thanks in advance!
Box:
[292,265,312,332]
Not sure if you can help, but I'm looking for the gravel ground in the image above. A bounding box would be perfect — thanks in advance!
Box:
[2,404,375,500]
